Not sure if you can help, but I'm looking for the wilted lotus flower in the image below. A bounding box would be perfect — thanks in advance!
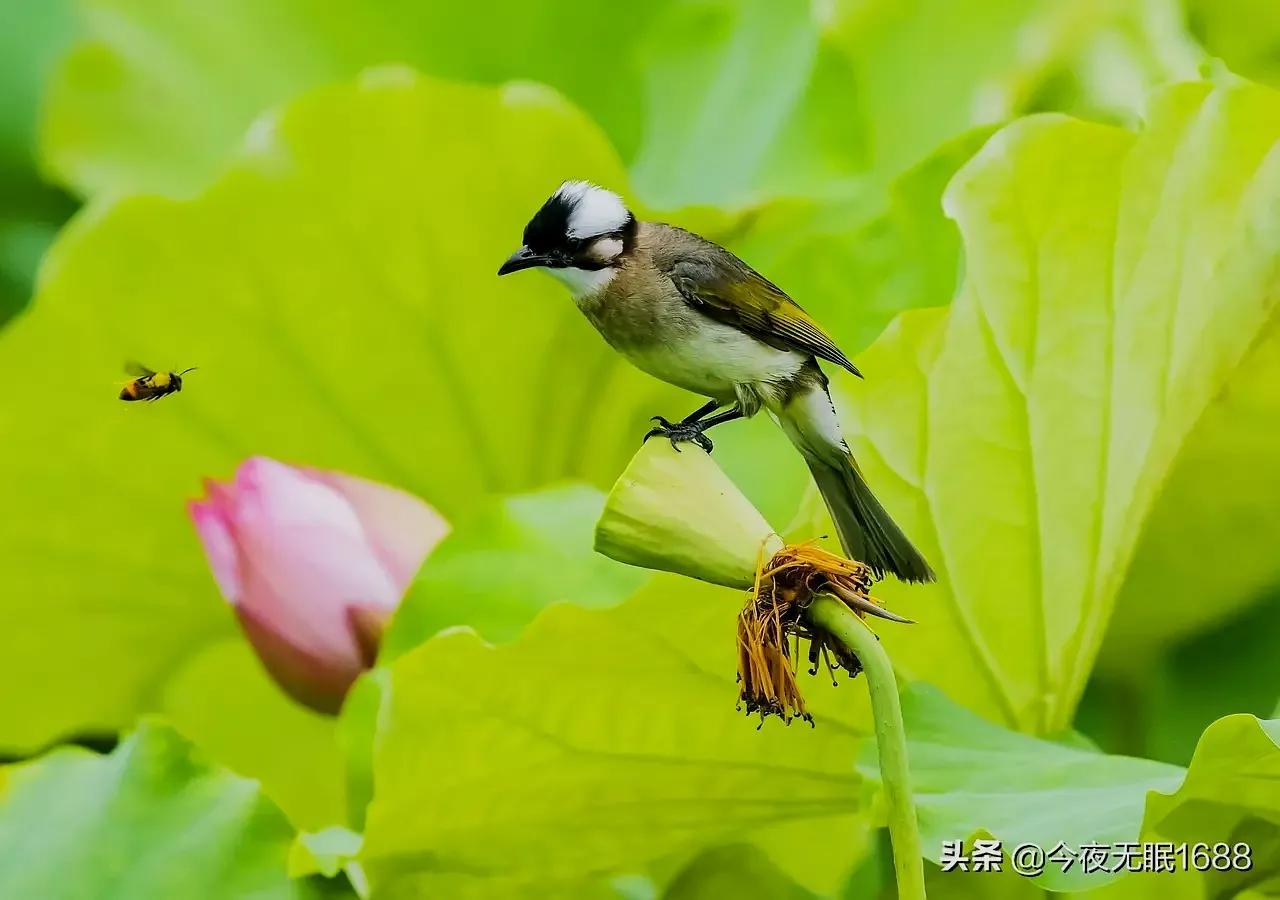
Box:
[189,457,448,713]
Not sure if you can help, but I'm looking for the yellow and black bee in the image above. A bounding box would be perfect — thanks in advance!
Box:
[119,362,197,402]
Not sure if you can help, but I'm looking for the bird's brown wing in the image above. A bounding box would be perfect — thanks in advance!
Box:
[660,235,861,377]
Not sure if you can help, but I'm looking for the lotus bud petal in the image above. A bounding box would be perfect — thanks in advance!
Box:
[189,457,448,713]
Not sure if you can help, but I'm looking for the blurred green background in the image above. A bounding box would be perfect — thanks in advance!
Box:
[2,0,1280,897]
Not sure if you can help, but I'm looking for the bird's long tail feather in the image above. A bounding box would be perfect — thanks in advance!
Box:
[777,378,935,584]
[803,456,935,583]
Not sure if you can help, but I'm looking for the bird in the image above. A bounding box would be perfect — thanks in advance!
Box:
[498,181,934,584]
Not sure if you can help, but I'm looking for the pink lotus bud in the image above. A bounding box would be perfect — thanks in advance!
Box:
[189,457,448,713]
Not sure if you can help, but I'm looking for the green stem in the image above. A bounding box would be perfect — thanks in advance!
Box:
[807,594,925,900]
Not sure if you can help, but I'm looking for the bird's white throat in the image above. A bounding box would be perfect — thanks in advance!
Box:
[545,265,616,300]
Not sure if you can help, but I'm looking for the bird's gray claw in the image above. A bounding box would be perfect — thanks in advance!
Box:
[643,416,714,454]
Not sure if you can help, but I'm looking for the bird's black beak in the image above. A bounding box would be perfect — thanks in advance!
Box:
[497,246,551,276]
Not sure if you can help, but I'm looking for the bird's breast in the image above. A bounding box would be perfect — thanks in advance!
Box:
[580,286,806,398]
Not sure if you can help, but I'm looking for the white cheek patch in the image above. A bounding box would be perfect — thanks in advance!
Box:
[556,180,629,238]
[587,237,624,265]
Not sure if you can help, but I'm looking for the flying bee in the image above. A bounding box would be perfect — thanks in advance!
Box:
[119,362,197,402]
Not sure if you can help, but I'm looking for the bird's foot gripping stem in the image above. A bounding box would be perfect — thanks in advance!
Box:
[644,416,714,454]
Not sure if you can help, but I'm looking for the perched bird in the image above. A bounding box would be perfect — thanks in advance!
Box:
[498,181,934,583]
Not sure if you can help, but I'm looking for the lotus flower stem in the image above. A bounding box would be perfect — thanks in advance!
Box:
[807,594,925,900]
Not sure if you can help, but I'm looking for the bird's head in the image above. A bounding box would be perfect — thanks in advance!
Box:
[498,181,636,297]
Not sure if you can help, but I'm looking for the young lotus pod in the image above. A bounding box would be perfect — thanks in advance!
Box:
[593,440,783,590]
[595,440,912,726]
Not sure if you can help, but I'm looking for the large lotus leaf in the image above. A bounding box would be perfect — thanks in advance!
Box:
[40,0,670,199]
[362,576,1203,896]
[918,0,1206,133]
[871,684,1184,892]
[924,865,1041,900]
[0,71,676,756]
[1084,711,1280,898]
[41,0,1198,206]
[661,844,820,900]
[626,0,865,210]
[43,0,866,208]
[360,577,874,898]
[1185,0,1280,89]
[1032,589,1280,797]
[159,638,347,830]
[0,0,73,169]
[42,0,867,206]
[817,82,1280,733]
[733,102,1273,618]
[0,0,77,323]
[1142,713,1280,897]
[634,0,1204,208]
[38,0,860,205]
[382,484,650,658]
[829,0,1035,183]
[0,720,329,899]
[0,180,76,325]
[730,127,992,360]
[1099,317,1280,670]
[1146,591,1280,765]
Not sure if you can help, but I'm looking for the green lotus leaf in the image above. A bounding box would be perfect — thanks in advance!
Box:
[364,579,1219,896]
[910,0,1206,134]
[819,82,1280,733]
[871,684,1183,892]
[336,668,390,832]
[383,485,650,658]
[626,0,865,209]
[0,720,330,899]
[1144,591,1280,765]
[42,0,1197,206]
[619,0,1205,207]
[0,0,74,171]
[41,0,866,206]
[43,0,868,208]
[0,184,75,325]
[1099,320,1280,670]
[923,863,1040,900]
[40,0,670,199]
[159,638,347,830]
[661,844,821,899]
[0,72,675,756]
[831,0,1049,182]
[1082,709,1280,898]
[730,126,993,360]
[0,0,77,324]
[1185,0,1280,88]
[361,578,874,898]
[1142,713,1280,897]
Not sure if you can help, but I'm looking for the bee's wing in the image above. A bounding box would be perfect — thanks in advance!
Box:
[124,360,156,377]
